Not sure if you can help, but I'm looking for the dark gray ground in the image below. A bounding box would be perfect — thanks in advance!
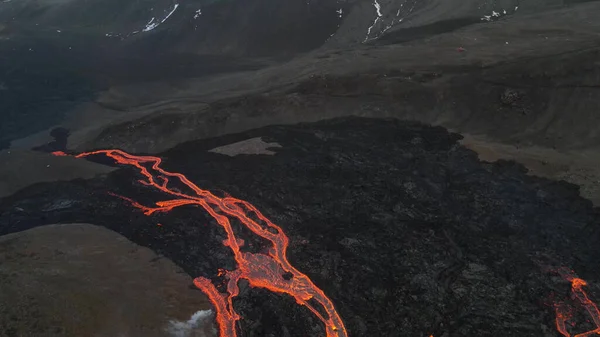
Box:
[2,117,600,336]
[2,0,600,336]
[0,223,214,337]
[4,1,600,202]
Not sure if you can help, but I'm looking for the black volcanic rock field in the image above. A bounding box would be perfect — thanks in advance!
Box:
[2,117,600,336]
[2,0,600,336]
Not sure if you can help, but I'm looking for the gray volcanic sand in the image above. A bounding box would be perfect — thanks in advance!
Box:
[0,224,215,337]
[460,135,600,206]
[6,3,600,204]
[0,150,114,199]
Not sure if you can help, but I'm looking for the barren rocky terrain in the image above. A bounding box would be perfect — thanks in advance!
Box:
[0,224,214,337]
[3,1,600,204]
[1,0,600,336]
[2,117,600,336]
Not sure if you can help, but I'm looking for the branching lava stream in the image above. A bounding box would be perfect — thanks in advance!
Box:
[54,150,347,337]
[554,268,600,337]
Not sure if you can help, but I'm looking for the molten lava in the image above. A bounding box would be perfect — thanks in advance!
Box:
[58,149,347,337]
[554,268,600,337]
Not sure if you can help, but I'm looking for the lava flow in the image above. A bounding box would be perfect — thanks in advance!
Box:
[54,150,347,337]
[554,268,600,337]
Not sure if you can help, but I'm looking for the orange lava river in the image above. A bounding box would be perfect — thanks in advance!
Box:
[555,269,600,337]
[54,150,347,337]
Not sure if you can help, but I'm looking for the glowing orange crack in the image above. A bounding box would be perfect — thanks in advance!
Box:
[555,269,600,337]
[57,149,347,337]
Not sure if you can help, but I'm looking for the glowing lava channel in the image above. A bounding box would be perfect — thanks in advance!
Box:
[55,150,347,337]
[555,269,600,337]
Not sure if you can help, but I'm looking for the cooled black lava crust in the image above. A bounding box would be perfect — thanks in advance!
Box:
[1,117,600,336]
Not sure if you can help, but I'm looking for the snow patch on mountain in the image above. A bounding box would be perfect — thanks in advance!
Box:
[143,3,179,32]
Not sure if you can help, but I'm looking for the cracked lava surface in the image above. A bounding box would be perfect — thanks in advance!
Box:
[51,146,600,337]
[53,149,346,337]
[554,268,600,337]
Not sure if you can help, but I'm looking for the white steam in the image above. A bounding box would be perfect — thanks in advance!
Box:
[166,309,217,337]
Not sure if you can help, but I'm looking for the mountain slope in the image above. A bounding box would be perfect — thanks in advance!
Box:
[1,0,593,55]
